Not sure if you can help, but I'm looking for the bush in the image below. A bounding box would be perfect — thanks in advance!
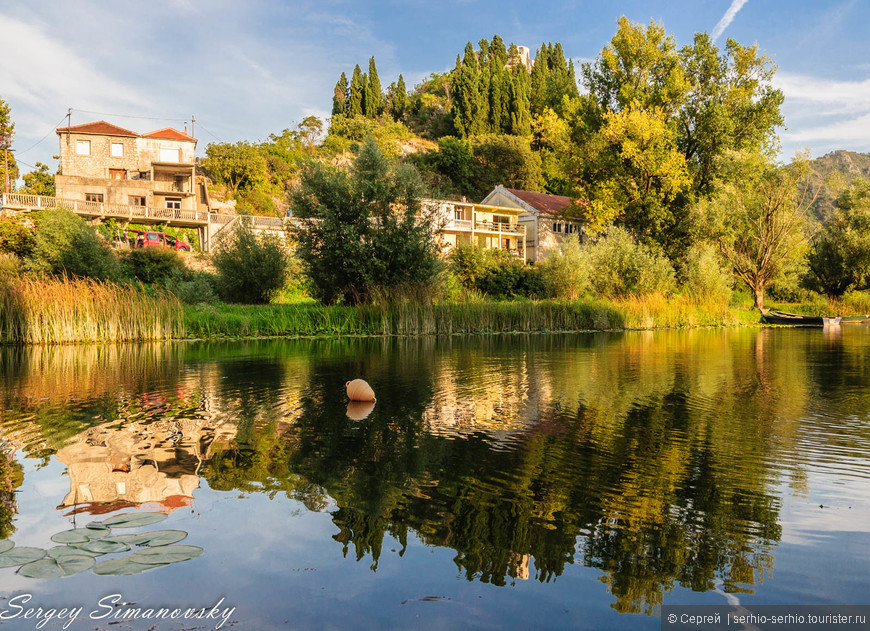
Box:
[168,271,219,304]
[448,246,543,299]
[586,226,675,297]
[213,222,289,303]
[679,242,732,303]
[538,236,589,300]
[25,209,119,280]
[0,219,35,257]
[121,248,187,285]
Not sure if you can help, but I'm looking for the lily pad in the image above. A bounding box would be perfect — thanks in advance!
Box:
[131,545,203,565]
[86,521,110,531]
[50,530,91,544]
[74,539,131,554]
[0,547,46,568]
[124,530,188,548]
[92,556,168,576]
[48,546,100,559]
[0,540,13,554]
[102,512,167,528]
[18,555,94,578]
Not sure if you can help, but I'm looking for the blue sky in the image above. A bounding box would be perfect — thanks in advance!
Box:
[1,0,869,179]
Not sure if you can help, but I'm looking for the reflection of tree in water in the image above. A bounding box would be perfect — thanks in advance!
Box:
[196,331,818,610]
[0,449,24,539]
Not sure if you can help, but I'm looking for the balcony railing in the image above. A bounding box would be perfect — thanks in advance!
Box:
[1,193,209,224]
[440,218,523,235]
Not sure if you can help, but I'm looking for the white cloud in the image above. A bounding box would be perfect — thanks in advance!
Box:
[775,72,870,155]
[711,0,750,41]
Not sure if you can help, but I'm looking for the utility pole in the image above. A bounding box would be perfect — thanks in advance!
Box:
[0,131,12,195]
[191,115,195,138]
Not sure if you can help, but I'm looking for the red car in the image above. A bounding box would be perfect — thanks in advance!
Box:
[125,229,192,251]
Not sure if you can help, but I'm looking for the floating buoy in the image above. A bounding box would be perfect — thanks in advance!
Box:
[346,400,376,421]
[346,379,375,402]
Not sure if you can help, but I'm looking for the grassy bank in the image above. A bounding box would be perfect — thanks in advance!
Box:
[183,295,758,339]
[0,277,184,344]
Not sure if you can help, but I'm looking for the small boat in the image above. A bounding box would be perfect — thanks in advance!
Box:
[839,315,870,324]
[760,310,841,326]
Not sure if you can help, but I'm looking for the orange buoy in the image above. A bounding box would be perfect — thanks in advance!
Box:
[346,379,376,402]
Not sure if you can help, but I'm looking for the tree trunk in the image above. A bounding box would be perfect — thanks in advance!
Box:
[753,285,764,310]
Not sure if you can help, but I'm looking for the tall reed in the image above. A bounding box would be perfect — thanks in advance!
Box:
[0,276,184,344]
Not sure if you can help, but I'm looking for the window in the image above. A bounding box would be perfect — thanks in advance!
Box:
[165,197,182,210]
[76,140,91,155]
[493,215,510,224]
[111,142,124,157]
[454,209,463,220]
[129,196,146,206]
[109,169,126,180]
[85,193,104,203]
[553,223,562,233]
[159,147,180,162]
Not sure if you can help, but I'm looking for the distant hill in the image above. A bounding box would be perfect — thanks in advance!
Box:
[807,150,870,220]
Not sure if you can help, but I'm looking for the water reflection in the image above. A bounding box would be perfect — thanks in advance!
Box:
[1,330,870,619]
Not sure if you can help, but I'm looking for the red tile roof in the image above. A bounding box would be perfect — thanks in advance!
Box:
[142,127,196,142]
[504,188,572,215]
[56,120,138,137]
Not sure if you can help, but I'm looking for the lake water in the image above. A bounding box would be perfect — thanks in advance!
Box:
[1,328,869,630]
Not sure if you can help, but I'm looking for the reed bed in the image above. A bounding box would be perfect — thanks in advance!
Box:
[183,295,752,339]
[0,276,184,344]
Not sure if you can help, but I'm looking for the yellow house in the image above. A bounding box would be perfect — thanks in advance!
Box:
[424,198,527,262]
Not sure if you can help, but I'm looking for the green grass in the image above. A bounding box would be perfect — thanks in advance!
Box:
[183,294,756,339]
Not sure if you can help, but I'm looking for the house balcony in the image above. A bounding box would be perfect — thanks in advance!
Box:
[440,219,523,235]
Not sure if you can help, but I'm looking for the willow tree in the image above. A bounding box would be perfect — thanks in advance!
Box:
[694,151,815,309]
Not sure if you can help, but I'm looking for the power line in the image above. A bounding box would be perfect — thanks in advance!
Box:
[195,122,224,143]
[15,114,70,156]
[71,108,188,122]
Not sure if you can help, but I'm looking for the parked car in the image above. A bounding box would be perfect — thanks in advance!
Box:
[124,229,192,251]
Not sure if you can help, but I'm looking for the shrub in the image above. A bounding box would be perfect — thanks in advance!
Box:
[25,209,119,280]
[168,271,219,304]
[538,236,589,300]
[213,222,289,303]
[0,219,35,257]
[448,246,543,299]
[121,248,187,285]
[679,242,732,303]
[586,226,675,297]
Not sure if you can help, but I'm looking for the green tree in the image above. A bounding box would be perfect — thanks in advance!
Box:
[348,65,365,118]
[332,72,348,117]
[452,43,486,138]
[806,179,870,297]
[693,151,814,309]
[25,208,119,280]
[0,98,19,192]
[290,139,439,304]
[202,141,268,196]
[470,134,542,197]
[508,67,532,136]
[389,74,408,121]
[213,220,290,304]
[366,57,383,117]
[21,161,55,196]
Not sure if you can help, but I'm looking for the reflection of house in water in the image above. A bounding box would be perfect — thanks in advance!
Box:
[56,418,237,515]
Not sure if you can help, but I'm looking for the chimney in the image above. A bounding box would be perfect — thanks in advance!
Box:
[184,122,188,134]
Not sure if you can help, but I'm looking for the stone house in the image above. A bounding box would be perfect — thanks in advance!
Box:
[480,185,584,262]
[55,120,207,213]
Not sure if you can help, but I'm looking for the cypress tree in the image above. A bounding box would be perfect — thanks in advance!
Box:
[452,43,484,138]
[529,43,550,115]
[332,72,348,117]
[391,74,408,120]
[348,65,365,117]
[361,71,369,118]
[490,35,508,68]
[509,67,532,136]
[366,57,384,117]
